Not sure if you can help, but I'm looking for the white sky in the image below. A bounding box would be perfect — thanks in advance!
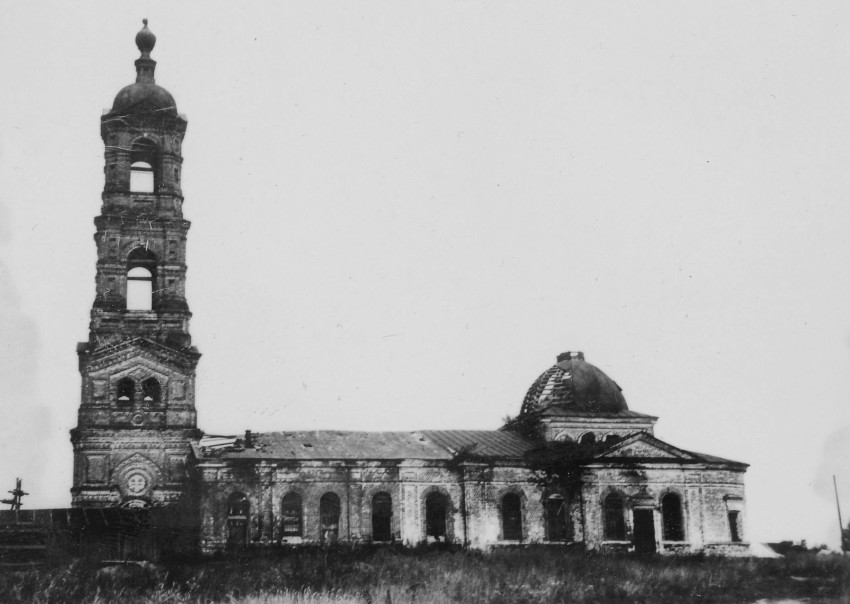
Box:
[1,2,850,549]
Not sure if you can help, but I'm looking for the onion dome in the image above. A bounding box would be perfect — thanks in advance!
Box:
[135,18,157,55]
[520,351,627,415]
[110,19,177,115]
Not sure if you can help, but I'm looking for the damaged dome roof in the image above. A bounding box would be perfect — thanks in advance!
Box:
[520,351,627,415]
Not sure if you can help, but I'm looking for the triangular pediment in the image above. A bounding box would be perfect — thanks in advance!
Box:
[81,337,199,372]
[594,433,700,461]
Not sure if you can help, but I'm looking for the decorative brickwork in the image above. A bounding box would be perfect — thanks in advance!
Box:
[70,21,199,510]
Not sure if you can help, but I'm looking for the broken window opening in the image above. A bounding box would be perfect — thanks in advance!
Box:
[130,161,154,193]
[545,494,570,541]
[130,139,158,193]
[603,493,626,541]
[372,492,393,542]
[579,432,597,446]
[141,378,161,405]
[127,267,153,310]
[501,492,523,541]
[728,511,741,542]
[425,491,449,542]
[280,493,302,539]
[227,492,250,517]
[116,377,134,404]
[127,247,157,311]
[226,492,249,551]
[320,492,341,544]
[661,493,685,541]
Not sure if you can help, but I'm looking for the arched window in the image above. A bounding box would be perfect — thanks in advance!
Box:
[141,378,161,405]
[425,492,449,542]
[728,511,741,542]
[130,139,158,193]
[661,493,684,541]
[579,432,597,446]
[127,247,157,311]
[501,493,522,541]
[226,492,249,551]
[603,493,626,541]
[130,161,154,192]
[372,492,393,542]
[545,494,570,541]
[127,268,153,310]
[116,377,134,404]
[280,493,302,539]
[227,492,249,517]
[319,493,340,543]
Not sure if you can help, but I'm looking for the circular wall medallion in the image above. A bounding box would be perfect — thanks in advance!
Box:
[131,413,144,426]
[127,473,147,494]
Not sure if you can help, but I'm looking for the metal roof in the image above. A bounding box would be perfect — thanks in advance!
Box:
[193,430,537,462]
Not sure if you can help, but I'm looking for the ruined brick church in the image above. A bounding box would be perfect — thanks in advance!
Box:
[69,22,748,556]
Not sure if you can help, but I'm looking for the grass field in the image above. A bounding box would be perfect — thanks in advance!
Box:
[2,546,848,603]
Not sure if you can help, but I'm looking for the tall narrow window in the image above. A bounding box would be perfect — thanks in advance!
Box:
[501,493,523,541]
[116,377,134,404]
[226,492,249,551]
[603,493,626,540]
[545,494,570,541]
[280,493,302,539]
[661,493,684,541]
[127,247,157,311]
[320,493,340,543]
[425,492,449,542]
[130,139,158,192]
[372,492,393,542]
[127,267,153,310]
[141,378,161,405]
[728,511,741,542]
[130,161,154,192]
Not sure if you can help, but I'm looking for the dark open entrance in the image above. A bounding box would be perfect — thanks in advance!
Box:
[661,493,684,541]
[280,493,302,539]
[728,511,741,542]
[372,492,392,542]
[632,509,656,554]
[225,492,249,551]
[425,492,449,542]
[320,493,341,544]
[545,494,570,541]
[502,493,523,541]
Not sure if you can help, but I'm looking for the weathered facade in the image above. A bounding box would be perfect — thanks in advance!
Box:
[70,20,200,510]
[70,22,749,557]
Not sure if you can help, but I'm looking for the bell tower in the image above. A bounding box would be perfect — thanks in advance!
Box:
[70,20,200,508]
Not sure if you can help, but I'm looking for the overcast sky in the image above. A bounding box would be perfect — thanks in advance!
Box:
[1,2,850,549]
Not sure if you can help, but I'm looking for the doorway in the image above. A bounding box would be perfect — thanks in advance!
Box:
[632,509,656,554]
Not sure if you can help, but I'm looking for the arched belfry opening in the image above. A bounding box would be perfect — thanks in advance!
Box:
[126,247,157,311]
[130,139,158,193]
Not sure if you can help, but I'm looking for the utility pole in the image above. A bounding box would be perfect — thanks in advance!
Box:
[834,475,847,553]
[1,478,28,511]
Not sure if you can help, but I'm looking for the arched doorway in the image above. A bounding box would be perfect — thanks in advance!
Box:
[226,492,249,551]
[372,492,393,542]
[425,492,450,542]
[545,494,571,541]
[319,492,341,543]
[501,493,523,541]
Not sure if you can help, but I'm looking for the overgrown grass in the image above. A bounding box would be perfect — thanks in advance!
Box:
[2,546,848,603]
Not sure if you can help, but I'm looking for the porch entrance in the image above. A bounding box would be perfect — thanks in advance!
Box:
[632,509,656,554]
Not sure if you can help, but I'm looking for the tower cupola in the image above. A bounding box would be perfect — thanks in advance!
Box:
[110,20,177,116]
